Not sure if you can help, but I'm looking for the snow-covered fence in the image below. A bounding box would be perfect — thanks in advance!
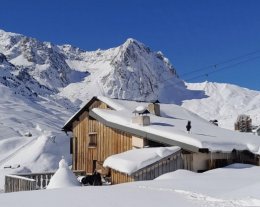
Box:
[5,175,36,193]
[5,170,85,193]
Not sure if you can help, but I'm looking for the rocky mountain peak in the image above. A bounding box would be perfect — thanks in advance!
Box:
[0,29,185,103]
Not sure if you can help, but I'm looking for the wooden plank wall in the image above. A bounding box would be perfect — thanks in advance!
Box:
[72,111,88,171]
[111,170,134,184]
[72,100,132,175]
[208,151,260,169]
[182,153,193,171]
[86,120,132,174]
[111,151,183,184]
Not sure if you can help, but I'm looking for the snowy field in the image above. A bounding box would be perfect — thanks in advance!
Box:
[0,164,260,207]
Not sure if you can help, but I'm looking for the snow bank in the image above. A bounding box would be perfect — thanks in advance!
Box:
[46,158,80,189]
[1,164,260,207]
[103,147,180,175]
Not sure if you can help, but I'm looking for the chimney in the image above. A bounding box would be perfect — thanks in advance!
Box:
[148,100,160,116]
[132,106,150,126]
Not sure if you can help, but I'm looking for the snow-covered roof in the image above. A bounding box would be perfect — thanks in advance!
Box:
[87,96,260,155]
[63,96,260,155]
[103,146,181,175]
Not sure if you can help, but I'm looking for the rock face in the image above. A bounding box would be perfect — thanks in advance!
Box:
[98,38,178,101]
[0,30,71,90]
[0,52,51,97]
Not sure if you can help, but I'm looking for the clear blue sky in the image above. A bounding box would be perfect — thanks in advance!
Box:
[1,0,260,90]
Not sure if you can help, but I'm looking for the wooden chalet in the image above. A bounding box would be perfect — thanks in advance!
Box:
[62,96,260,184]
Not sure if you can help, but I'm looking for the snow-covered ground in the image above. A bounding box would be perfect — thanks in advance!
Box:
[0,164,260,207]
[0,84,73,191]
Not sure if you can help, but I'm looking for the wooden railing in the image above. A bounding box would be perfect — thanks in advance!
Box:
[5,175,36,193]
[5,170,85,193]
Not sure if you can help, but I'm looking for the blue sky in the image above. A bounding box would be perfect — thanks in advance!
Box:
[1,0,260,90]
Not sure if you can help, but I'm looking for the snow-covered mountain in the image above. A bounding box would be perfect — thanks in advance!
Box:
[0,29,203,104]
[58,38,196,103]
[0,29,260,191]
[182,82,260,129]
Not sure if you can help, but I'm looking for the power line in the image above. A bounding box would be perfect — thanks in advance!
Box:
[159,49,260,90]
[185,54,260,82]
[179,49,260,78]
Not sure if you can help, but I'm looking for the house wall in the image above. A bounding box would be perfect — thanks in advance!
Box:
[72,111,88,171]
[190,151,260,172]
[87,120,133,174]
[72,100,133,174]
[190,152,235,172]
[132,136,148,148]
[111,170,134,184]
[182,152,239,172]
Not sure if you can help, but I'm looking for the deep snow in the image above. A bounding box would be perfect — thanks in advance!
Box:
[0,164,260,207]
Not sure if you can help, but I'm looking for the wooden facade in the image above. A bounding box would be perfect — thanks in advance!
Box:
[111,150,183,184]
[71,100,133,175]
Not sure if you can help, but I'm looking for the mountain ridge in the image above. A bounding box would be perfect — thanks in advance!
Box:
[0,29,259,129]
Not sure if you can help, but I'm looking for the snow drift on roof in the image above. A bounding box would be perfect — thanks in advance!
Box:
[103,146,181,175]
[90,96,260,154]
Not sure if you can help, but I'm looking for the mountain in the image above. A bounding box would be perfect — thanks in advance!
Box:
[182,81,260,129]
[0,29,203,104]
[0,29,260,191]
[0,30,72,90]
[58,38,199,103]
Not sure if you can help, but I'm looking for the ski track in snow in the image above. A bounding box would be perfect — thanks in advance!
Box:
[138,186,260,207]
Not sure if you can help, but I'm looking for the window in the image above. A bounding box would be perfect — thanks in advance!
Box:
[88,132,97,147]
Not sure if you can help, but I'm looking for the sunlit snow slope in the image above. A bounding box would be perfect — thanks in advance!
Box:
[183,82,260,129]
